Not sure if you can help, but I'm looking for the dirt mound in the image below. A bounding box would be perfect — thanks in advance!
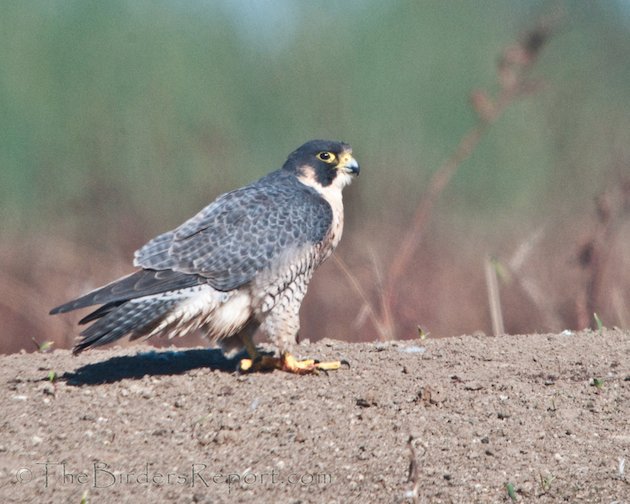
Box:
[1,330,628,503]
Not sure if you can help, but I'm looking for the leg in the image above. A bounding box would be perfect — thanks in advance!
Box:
[230,318,281,372]
[240,304,348,374]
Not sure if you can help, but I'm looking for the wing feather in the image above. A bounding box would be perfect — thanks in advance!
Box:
[135,170,332,291]
[49,269,202,314]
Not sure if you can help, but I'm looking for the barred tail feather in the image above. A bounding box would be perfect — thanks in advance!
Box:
[71,285,252,355]
[72,296,178,354]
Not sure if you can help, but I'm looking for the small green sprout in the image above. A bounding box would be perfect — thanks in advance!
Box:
[32,337,54,353]
[417,326,430,340]
[505,482,517,501]
[591,377,604,389]
[593,312,603,335]
[492,257,511,283]
[539,473,556,493]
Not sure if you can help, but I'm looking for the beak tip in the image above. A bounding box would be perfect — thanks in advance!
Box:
[348,159,360,176]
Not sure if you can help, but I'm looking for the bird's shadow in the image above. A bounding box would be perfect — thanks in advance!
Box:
[62,348,241,386]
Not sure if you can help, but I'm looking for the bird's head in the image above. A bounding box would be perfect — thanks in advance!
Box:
[283,139,360,190]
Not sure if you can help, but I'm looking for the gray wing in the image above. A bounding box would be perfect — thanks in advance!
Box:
[49,269,203,315]
[134,171,333,291]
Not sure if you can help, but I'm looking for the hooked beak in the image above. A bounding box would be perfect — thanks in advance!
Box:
[339,152,360,176]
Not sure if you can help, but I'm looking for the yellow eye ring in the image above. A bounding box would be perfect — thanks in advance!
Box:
[317,151,336,163]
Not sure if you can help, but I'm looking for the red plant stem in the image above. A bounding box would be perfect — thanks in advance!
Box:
[384,82,526,338]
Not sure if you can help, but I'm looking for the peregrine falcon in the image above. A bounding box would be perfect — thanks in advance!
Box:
[50,140,360,373]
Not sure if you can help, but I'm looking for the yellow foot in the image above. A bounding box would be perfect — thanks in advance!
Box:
[238,352,349,374]
[238,355,280,373]
[281,353,345,374]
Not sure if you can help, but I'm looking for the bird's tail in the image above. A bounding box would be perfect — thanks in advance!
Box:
[72,295,181,354]
[71,285,247,354]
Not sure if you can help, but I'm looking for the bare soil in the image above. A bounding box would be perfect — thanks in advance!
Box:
[0,330,628,503]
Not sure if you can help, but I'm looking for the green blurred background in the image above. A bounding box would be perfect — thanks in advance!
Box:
[2,0,630,353]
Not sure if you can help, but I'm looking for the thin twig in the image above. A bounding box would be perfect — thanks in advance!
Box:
[333,24,553,340]
[387,123,489,295]
[332,253,389,340]
[484,256,504,336]
[406,435,420,504]
[505,226,563,330]
[380,25,552,339]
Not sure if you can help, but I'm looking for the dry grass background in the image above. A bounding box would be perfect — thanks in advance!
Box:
[2,2,630,354]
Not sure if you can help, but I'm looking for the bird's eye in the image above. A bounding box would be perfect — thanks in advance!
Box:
[317,151,336,163]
